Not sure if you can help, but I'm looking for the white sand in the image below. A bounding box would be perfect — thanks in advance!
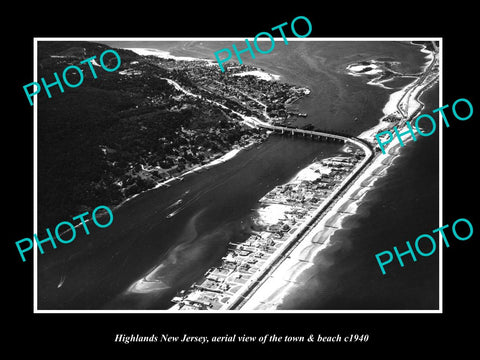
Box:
[126,47,215,65]
[241,142,400,310]
[205,148,242,167]
[289,162,331,183]
[346,63,383,76]
[232,70,281,82]
[119,46,437,310]
[241,47,439,310]
[150,146,250,192]
[257,204,292,225]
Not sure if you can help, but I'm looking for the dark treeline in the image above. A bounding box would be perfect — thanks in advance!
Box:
[37,41,258,228]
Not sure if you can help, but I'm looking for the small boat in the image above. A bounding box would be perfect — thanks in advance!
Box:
[167,199,183,209]
[57,275,66,288]
[166,209,181,219]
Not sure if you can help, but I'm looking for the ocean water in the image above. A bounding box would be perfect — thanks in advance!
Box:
[38,40,439,310]
[38,135,342,309]
[152,40,440,310]
[280,83,440,310]
[105,40,428,135]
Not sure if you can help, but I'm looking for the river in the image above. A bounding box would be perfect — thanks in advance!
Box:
[37,40,439,310]
[38,135,342,309]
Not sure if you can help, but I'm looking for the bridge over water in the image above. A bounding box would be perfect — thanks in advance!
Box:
[221,121,376,310]
[251,121,374,160]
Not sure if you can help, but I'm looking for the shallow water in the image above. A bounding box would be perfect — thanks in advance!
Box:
[38,41,439,310]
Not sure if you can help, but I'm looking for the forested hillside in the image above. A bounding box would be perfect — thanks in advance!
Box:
[37,41,259,228]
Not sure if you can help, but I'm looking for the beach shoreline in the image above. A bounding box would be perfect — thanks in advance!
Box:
[233,44,439,310]
[103,47,287,214]
[84,42,437,311]
[239,139,408,310]
[111,137,264,213]
[155,41,439,311]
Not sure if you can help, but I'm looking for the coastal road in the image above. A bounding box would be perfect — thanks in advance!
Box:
[162,76,372,154]
[396,42,439,120]
[162,74,377,311]
[221,130,374,310]
[162,57,437,310]
[228,42,440,310]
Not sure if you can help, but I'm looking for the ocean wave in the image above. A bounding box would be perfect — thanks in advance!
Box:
[295,243,327,262]
[336,200,360,214]
[281,261,314,282]
[311,226,337,244]
[243,277,291,310]
[360,175,379,188]
[349,186,370,200]
[324,214,345,229]
[371,163,390,176]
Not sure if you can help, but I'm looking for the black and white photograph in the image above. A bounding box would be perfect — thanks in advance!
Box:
[5,4,478,354]
[34,38,441,312]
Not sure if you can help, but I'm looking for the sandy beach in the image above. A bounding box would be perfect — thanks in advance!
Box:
[104,43,438,310]
[354,42,438,145]
[236,44,439,310]
[233,70,281,81]
[240,140,406,310]
[103,47,287,212]
[125,47,215,64]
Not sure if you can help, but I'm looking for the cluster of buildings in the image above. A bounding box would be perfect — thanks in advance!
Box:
[170,154,361,310]
[171,230,289,310]
[145,56,310,124]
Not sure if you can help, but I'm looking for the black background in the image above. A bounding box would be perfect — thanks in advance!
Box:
[5,3,478,355]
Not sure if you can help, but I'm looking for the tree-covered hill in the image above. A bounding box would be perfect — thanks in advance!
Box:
[37,41,259,228]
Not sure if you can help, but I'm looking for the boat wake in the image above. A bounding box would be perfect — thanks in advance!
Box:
[57,275,66,288]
